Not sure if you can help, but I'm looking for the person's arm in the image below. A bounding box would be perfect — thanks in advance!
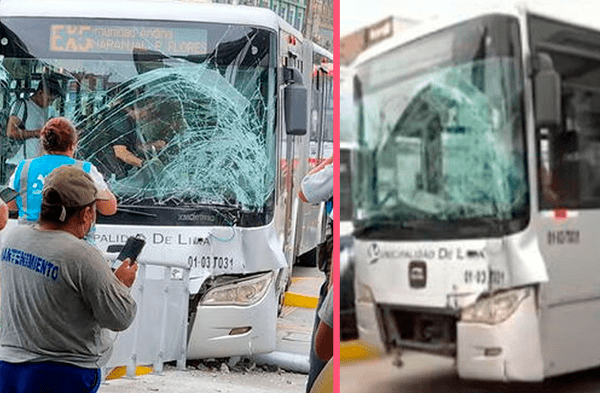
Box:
[6,115,40,140]
[299,155,334,203]
[113,144,143,168]
[97,192,118,216]
[300,163,333,203]
[138,140,166,153]
[308,155,334,176]
[79,247,138,332]
[7,200,17,212]
[113,258,139,288]
[315,288,333,361]
[89,165,118,216]
[0,200,8,230]
[315,320,333,361]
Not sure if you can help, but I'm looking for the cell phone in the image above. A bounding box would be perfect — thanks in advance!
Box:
[0,187,19,203]
[116,236,146,266]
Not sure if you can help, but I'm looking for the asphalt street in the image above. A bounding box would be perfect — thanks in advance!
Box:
[341,349,600,393]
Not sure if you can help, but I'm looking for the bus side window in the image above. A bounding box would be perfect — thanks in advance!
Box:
[550,131,581,205]
[544,97,600,209]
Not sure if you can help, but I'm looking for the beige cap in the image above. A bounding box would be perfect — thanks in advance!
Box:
[42,166,110,210]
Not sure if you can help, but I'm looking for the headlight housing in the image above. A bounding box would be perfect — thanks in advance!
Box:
[461,287,531,325]
[355,281,375,304]
[201,272,273,306]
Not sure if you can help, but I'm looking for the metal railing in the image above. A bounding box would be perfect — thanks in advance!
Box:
[104,258,191,377]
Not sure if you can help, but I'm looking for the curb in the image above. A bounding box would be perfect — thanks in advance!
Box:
[283,291,319,308]
[284,276,322,309]
[252,351,310,374]
[106,366,153,380]
[340,340,382,363]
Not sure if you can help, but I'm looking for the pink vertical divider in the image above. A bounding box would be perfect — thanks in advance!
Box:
[333,0,341,390]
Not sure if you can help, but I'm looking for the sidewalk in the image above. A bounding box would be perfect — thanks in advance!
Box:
[100,267,324,392]
[252,266,325,374]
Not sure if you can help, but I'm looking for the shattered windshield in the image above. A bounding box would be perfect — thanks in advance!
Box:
[0,18,276,227]
[353,16,529,239]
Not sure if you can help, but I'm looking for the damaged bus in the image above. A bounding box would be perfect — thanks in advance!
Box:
[352,1,600,382]
[0,0,332,359]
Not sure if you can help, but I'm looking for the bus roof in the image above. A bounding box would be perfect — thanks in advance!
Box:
[312,42,333,61]
[0,0,290,33]
[353,1,600,67]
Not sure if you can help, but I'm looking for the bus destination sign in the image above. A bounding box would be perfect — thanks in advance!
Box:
[50,25,207,56]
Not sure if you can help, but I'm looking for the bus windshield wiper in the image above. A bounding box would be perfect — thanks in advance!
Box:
[117,207,158,218]
[353,209,432,237]
[172,202,243,226]
[399,219,439,229]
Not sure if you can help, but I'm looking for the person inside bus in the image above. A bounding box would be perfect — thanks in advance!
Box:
[550,91,600,204]
[5,75,62,167]
[106,96,167,178]
[8,117,117,223]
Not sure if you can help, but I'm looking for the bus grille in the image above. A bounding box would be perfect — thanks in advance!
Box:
[377,305,458,357]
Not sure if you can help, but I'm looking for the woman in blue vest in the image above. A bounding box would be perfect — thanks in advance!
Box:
[9,117,117,222]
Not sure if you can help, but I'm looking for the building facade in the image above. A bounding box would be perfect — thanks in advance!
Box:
[341,16,418,65]
[303,0,333,51]
[211,0,331,51]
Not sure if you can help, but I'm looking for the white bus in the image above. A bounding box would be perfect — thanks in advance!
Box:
[352,1,600,382]
[0,0,332,360]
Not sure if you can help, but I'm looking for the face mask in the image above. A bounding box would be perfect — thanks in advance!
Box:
[83,220,97,245]
[82,206,97,245]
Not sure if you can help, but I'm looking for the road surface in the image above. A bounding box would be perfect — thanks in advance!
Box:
[341,350,600,393]
[100,362,306,393]
[99,267,323,392]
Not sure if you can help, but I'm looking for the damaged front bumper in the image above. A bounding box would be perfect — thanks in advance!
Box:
[187,275,278,359]
[457,286,544,381]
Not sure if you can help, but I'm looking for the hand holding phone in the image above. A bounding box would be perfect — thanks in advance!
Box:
[0,188,19,204]
[114,258,138,288]
[116,236,146,266]
[111,236,145,271]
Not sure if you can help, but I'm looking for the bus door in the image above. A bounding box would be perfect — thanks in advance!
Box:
[296,52,333,260]
[530,14,600,375]
[275,30,309,269]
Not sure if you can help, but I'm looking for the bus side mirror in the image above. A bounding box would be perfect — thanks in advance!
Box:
[533,52,561,129]
[284,67,307,135]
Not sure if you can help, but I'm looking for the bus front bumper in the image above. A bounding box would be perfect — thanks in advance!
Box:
[355,283,386,355]
[456,291,544,382]
[186,283,277,359]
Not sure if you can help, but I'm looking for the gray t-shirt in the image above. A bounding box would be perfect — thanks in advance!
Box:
[301,163,333,204]
[0,225,137,368]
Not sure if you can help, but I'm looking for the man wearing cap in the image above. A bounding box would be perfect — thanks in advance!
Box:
[0,166,137,393]
[5,75,62,165]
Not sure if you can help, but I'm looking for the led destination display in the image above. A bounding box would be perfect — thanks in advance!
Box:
[50,24,207,55]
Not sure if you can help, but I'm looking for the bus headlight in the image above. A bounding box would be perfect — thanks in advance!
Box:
[461,287,531,325]
[201,272,273,306]
[356,282,375,304]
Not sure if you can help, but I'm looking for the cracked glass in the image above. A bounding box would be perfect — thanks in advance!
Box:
[0,18,277,227]
[353,16,529,239]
